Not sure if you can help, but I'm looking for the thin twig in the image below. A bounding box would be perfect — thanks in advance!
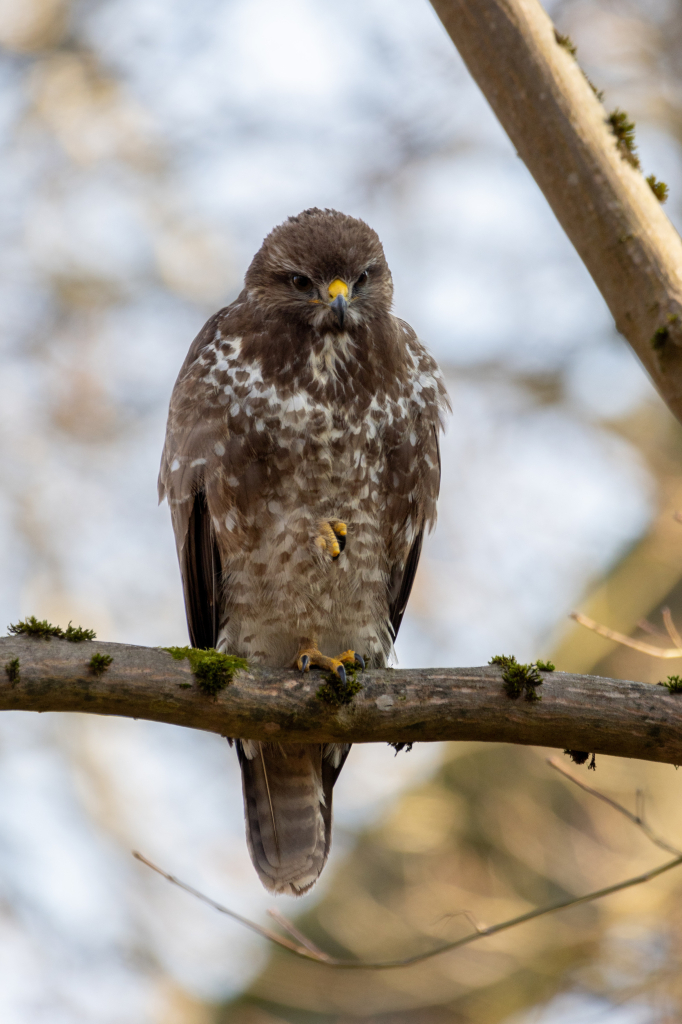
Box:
[636,788,646,829]
[435,908,488,933]
[662,607,682,650]
[571,611,682,659]
[636,618,667,638]
[132,852,309,957]
[133,847,682,969]
[266,908,333,960]
[547,757,682,857]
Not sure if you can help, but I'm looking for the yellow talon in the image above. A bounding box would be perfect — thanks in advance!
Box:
[315,519,347,559]
[295,641,364,677]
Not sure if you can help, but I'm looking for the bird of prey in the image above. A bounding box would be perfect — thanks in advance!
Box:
[159,208,449,895]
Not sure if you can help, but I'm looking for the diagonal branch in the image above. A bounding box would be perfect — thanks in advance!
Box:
[134,761,682,970]
[547,757,682,857]
[266,908,333,961]
[132,852,307,957]
[428,0,682,424]
[134,845,682,969]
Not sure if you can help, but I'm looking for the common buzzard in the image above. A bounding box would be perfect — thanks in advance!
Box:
[159,208,449,894]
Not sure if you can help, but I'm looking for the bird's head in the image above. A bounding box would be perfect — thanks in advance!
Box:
[245,208,393,333]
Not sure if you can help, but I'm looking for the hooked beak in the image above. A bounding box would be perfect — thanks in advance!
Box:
[328,278,349,328]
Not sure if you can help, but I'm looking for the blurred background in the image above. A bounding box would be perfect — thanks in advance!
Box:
[1,0,682,1020]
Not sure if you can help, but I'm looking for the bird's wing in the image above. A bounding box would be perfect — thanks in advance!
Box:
[159,308,270,648]
[387,422,442,641]
[388,528,424,641]
[181,489,221,649]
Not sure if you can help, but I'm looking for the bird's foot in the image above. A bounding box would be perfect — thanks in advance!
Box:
[314,519,347,559]
[295,643,364,684]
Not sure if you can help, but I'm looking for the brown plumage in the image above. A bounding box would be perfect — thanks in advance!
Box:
[159,208,449,895]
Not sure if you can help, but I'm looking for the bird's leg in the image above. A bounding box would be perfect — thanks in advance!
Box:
[295,639,365,684]
[314,519,347,559]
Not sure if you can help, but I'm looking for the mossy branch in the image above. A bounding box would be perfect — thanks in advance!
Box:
[2,635,682,765]
[429,0,682,424]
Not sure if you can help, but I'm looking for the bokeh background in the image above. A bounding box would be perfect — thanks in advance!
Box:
[2,0,682,1020]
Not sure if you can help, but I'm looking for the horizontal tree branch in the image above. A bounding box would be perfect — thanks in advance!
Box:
[429,0,682,422]
[2,636,681,765]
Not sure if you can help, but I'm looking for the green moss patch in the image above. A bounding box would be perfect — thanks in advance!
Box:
[607,109,640,169]
[89,653,113,677]
[647,174,669,203]
[554,30,577,57]
[535,659,555,672]
[489,654,552,702]
[552,30,603,98]
[317,662,363,707]
[64,623,97,642]
[652,325,670,350]
[8,616,96,642]
[5,658,19,685]
[163,646,247,696]
[660,675,682,694]
[651,314,679,351]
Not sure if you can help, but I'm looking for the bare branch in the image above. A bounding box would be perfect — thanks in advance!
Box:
[429,0,682,424]
[134,847,682,970]
[132,852,307,957]
[571,611,682,659]
[4,635,682,764]
[135,762,682,969]
[662,607,682,649]
[266,908,333,960]
[435,909,488,934]
[547,757,682,857]
[636,619,667,638]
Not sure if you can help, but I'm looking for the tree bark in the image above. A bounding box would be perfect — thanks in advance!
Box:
[2,636,681,765]
[429,0,682,422]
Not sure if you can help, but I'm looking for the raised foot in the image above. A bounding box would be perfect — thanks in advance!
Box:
[314,519,347,559]
[296,644,364,684]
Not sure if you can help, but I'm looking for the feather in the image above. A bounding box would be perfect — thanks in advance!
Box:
[259,743,280,860]
[388,528,424,641]
[237,741,343,895]
[182,489,222,650]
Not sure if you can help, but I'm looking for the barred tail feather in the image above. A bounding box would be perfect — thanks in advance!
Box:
[236,741,349,896]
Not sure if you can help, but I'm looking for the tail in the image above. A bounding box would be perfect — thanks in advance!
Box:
[236,741,350,895]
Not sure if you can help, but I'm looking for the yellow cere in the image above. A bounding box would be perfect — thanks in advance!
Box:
[328,279,349,300]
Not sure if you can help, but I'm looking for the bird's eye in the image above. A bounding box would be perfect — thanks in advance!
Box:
[355,270,369,288]
[292,275,312,291]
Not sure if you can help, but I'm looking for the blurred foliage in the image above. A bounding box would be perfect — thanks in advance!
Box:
[221,741,682,1021]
